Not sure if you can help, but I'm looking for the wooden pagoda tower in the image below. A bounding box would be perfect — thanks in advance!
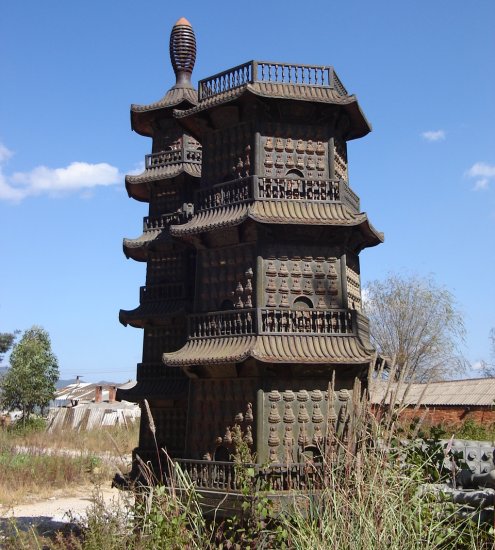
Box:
[118,18,383,489]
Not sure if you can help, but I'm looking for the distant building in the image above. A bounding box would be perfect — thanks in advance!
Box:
[47,381,140,431]
[370,378,495,425]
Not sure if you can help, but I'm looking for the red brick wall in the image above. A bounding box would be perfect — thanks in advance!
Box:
[374,405,495,426]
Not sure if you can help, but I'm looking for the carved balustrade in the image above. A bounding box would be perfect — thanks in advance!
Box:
[260,308,354,335]
[257,177,339,201]
[143,212,184,232]
[188,308,356,339]
[197,177,253,211]
[198,62,254,100]
[198,61,347,101]
[195,177,357,212]
[341,181,360,212]
[174,459,242,491]
[174,459,324,492]
[145,145,202,170]
[140,283,186,302]
[189,309,256,339]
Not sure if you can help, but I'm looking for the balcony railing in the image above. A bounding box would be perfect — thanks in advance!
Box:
[195,176,359,212]
[189,309,256,339]
[260,308,354,335]
[188,308,356,339]
[174,459,324,492]
[197,177,253,211]
[140,283,186,302]
[198,61,347,101]
[143,212,184,232]
[145,146,202,170]
[341,181,360,212]
[258,177,339,202]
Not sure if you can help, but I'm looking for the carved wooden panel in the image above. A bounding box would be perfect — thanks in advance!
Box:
[259,387,352,463]
[152,124,184,154]
[149,183,181,217]
[142,326,186,362]
[146,250,194,285]
[262,135,328,179]
[153,406,188,453]
[197,244,255,311]
[262,255,341,309]
[346,266,361,311]
[187,379,258,459]
[139,403,188,456]
[201,123,253,184]
[333,138,348,182]
[345,254,361,311]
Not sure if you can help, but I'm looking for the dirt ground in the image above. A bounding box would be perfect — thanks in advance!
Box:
[0,484,123,539]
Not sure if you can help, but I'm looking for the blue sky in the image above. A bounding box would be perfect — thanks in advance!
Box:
[1,0,494,381]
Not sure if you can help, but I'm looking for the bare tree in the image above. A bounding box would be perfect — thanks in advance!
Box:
[480,328,495,377]
[363,274,467,382]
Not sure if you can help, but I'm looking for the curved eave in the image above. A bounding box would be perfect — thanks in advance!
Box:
[124,229,179,261]
[125,163,201,202]
[119,301,187,329]
[163,334,374,367]
[353,217,384,252]
[175,84,371,141]
[123,230,164,262]
[170,200,383,249]
[131,85,198,137]
[170,203,250,237]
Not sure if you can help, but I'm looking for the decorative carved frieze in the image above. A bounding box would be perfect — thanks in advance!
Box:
[261,134,328,179]
[334,138,348,182]
[346,263,362,311]
[262,255,342,309]
[202,123,253,183]
[198,245,255,312]
[258,384,356,463]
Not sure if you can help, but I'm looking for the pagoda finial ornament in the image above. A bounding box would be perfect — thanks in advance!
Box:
[170,17,196,88]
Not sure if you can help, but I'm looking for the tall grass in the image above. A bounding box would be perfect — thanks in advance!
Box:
[278,439,492,549]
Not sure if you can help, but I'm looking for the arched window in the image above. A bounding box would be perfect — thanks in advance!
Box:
[293,296,313,310]
[285,168,304,179]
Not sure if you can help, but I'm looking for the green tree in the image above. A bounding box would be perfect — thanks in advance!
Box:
[364,274,467,382]
[0,326,59,421]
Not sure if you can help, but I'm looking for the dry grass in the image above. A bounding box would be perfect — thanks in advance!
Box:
[0,420,139,507]
[0,447,107,507]
[0,421,139,456]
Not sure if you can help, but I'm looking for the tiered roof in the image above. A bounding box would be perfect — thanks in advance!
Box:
[175,60,371,141]
[164,334,374,367]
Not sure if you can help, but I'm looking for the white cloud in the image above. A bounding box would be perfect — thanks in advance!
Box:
[421,130,446,142]
[466,162,495,191]
[0,142,122,202]
[0,143,13,162]
[473,178,489,191]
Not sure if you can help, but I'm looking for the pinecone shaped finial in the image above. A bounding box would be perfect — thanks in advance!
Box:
[169,17,196,88]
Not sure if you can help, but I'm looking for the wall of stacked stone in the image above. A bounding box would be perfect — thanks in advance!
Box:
[373,405,495,426]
